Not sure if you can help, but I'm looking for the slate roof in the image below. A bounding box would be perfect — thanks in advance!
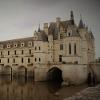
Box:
[0,37,34,48]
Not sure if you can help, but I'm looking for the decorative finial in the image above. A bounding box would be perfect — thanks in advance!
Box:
[70,10,74,20]
[38,23,41,32]
[79,14,84,28]
[70,10,74,25]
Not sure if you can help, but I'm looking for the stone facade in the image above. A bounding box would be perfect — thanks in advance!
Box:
[0,11,95,84]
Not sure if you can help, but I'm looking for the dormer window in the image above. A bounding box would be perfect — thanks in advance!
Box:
[28,41,32,47]
[0,44,3,49]
[7,44,11,48]
[14,43,17,48]
[21,43,24,47]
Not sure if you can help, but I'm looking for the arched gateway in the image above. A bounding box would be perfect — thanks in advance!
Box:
[47,67,63,82]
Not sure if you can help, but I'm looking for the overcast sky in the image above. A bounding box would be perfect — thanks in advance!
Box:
[0,0,100,58]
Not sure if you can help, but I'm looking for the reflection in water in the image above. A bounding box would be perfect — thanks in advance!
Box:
[47,81,62,94]
[0,76,87,100]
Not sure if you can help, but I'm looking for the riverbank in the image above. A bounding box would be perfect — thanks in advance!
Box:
[64,84,100,100]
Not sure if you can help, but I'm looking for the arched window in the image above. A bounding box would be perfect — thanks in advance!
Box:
[69,43,71,54]
[74,43,77,55]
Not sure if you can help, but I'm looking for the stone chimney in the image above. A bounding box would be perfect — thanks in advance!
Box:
[56,17,61,28]
[43,23,48,35]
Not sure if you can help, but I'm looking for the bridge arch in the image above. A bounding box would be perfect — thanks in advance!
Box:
[4,65,12,75]
[47,67,63,82]
[18,66,27,77]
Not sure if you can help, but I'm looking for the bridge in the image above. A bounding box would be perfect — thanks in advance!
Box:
[0,63,100,85]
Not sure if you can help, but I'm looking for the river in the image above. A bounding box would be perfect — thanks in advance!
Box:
[0,76,87,100]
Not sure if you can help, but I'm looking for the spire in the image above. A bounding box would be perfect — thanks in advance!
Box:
[78,14,84,28]
[70,10,74,25]
[38,24,41,32]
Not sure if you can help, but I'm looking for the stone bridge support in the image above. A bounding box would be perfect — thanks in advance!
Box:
[34,64,88,85]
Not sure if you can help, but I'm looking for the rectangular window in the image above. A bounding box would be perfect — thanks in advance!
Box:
[60,34,63,39]
[39,58,41,62]
[39,46,41,50]
[35,46,37,50]
[29,49,31,54]
[14,50,16,55]
[22,58,23,63]
[60,44,63,50]
[8,51,10,55]
[1,51,2,55]
[59,55,62,62]
[28,58,30,63]
[74,43,77,55]
[0,59,1,63]
[13,58,15,63]
[69,43,71,54]
[35,58,37,62]
[8,58,9,63]
[22,50,24,55]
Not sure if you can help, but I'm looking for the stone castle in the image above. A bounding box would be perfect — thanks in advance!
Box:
[0,11,95,84]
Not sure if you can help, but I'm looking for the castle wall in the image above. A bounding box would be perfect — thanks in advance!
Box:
[34,64,88,85]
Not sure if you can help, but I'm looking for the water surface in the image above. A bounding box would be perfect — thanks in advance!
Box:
[0,76,87,100]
